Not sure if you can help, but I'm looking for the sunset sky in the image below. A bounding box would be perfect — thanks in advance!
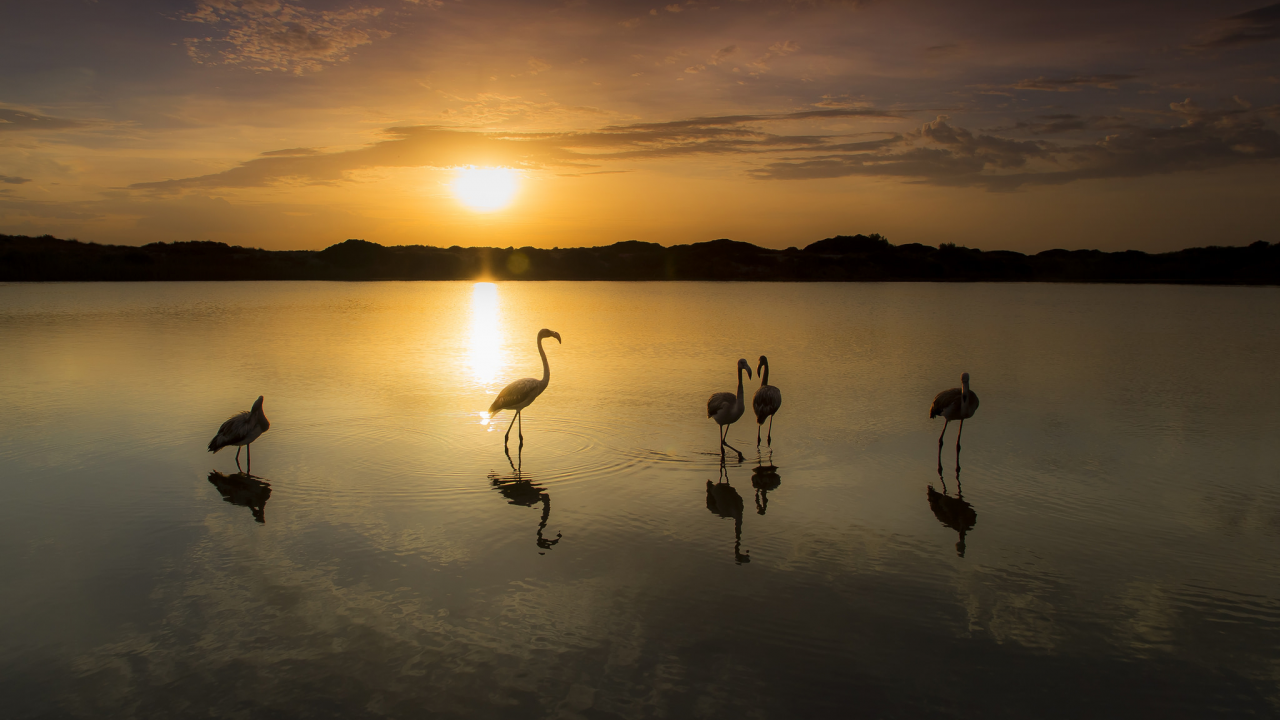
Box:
[1,0,1277,252]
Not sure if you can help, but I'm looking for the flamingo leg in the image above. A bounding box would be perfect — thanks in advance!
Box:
[246,443,251,474]
[936,418,949,472]
[767,415,774,446]
[234,446,242,471]
[955,418,964,471]
[757,422,761,447]
[503,411,519,444]
[722,430,744,462]
[518,411,524,448]
[719,424,727,457]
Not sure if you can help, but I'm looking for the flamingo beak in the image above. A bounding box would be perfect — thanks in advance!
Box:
[553,332,562,343]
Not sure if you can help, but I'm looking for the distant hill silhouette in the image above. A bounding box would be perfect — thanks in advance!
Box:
[1,232,1277,284]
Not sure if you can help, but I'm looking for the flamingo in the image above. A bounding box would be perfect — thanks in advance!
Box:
[752,355,782,447]
[707,358,752,461]
[930,372,979,468]
[489,328,561,449]
[208,395,270,472]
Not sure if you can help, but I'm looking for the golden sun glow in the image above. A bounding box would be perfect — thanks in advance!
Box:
[468,283,505,403]
[451,167,520,212]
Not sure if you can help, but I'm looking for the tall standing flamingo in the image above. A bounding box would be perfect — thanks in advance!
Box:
[489,328,561,449]
[752,355,782,447]
[707,358,752,461]
[208,395,270,472]
[930,372,979,468]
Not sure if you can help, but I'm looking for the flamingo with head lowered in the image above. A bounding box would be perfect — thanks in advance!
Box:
[489,328,561,450]
[707,358,752,462]
[208,395,270,472]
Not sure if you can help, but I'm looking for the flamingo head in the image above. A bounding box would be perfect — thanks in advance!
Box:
[757,355,768,376]
[252,396,265,413]
[538,328,562,344]
[961,372,970,387]
[737,358,753,379]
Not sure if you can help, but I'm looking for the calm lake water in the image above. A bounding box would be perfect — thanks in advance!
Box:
[3,281,1280,718]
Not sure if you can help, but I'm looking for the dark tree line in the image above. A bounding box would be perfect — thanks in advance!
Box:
[2,232,1277,284]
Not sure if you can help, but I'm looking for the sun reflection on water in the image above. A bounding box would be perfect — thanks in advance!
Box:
[468,283,504,398]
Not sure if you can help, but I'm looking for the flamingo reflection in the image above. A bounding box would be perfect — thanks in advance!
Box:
[207,470,272,524]
[751,460,782,515]
[488,448,562,553]
[926,466,977,557]
[706,464,751,564]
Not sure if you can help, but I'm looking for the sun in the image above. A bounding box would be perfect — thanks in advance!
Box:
[451,166,520,212]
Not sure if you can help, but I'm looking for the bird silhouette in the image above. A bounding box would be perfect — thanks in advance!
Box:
[707,358,752,462]
[489,328,561,451]
[207,470,272,524]
[208,395,270,472]
[752,355,782,447]
[930,372,979,471]
[706,465,750,564]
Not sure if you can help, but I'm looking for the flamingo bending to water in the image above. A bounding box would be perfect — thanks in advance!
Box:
[208,395,270,472]
[489,328,561,449]
[752,355,782,447]
[707,358,752,461]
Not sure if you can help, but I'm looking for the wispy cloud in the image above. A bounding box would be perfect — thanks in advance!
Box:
[183,0,386,74]
[751,100,1280,190]
[0,108,84,132]
[1,175,33,185]
[129,108,898,193]
[1188,3,1280,51]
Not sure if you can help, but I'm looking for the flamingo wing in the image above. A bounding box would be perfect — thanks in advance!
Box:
[707,391,735,419]
[490,377,541,415]
[209,410,252,452]
[753,385,781,423]
[929,387,961,418]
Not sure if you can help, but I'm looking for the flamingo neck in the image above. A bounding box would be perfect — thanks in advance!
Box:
[736,367,745,401]
[761,362,769,387]
[538,336,550,386]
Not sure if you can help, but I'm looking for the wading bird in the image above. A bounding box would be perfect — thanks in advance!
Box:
[208,395,270,472]
[708,358,752,461]
[489,328,561,450]
[753,355,782,447]
[930,373,979,468]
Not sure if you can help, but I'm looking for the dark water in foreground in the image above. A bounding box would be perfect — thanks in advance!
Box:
[2,281,1280,718]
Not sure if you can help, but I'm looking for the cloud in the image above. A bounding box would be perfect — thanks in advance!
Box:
[1188,3,1280,50]
[260,147,322,157]
[183,0,386,74]
[0,108,84,132]
[750,101,1280,190]
[1,175,33,184]
[986,114,1133,135]
[747,40,800,73]
[1009,74,1137,92]
[129,108,898,193]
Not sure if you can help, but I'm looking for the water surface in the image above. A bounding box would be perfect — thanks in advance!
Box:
[3,281,1280,718]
